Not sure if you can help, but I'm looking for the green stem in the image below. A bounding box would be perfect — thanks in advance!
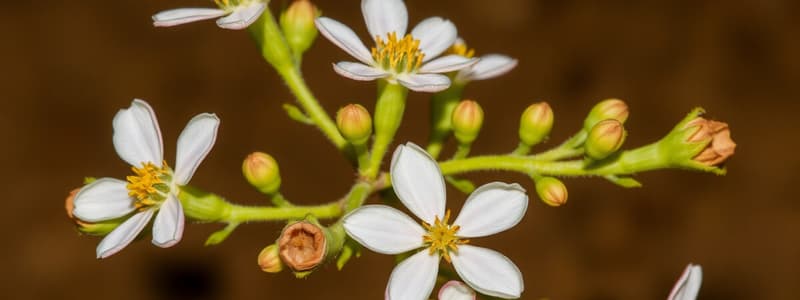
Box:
[453,143,471,159]
[354,143,370,173]
[532,130,588,161]
[270,193,293,207]
[224,202,342,223]
[364,82,408,179]
[511,142,531,156]
[343,181,374,214]
[278,66,348,150]
[427,83,465,159]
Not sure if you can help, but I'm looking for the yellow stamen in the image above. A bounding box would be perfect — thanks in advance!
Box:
[447,40,475,58]
[371,32,425,73]
[422,210,469,263]
[126,161,172,209]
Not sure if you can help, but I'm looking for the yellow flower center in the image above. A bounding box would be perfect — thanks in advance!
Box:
[371,32,425,74]
[126,161,172,209]
[422,210,469,263]
[447,41,475,58]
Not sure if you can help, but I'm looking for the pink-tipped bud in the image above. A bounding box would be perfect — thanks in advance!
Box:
[336,104,373,145]
[243,152,281,195]
[451,100,484,144]
[584,98,629,130]
[535,177,568,207]
[258,244,284,273]
[280,0,320,56]
[585,119,626,160]
[518,102,554,146]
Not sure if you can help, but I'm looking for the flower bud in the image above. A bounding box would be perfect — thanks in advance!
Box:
[336,104,373,145]
[438,280,476,300]
[535,177,568,207]
[684,118,736,166]
[65,188,121,235]
[278,221,327,272]
[585,119,626,160]
[451,100,484,145]
[179,185,230,222]
[258,244,284,273]
[518,102,554,147]
[243,152,281,195]
[583,98,629,131]
[280,0,319,57]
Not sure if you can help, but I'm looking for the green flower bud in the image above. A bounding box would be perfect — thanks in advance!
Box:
[280,0,320,57]
[243,152,282,195]
[336,104,373,145]
[518,102,554,146]
[178,185,230,222]
[585,119,627,160]
[451,100,484,144]
[583,98,629,131]
[258,244,284,273]
[535,177,568,207]
[65,188,122,235]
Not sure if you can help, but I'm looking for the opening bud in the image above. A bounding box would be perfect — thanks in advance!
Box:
[243,152,281,195]
[438,280,477,300]
[451,100,484,145]
[584,98,629,130]
[336,104,373,145]
[280,0,320,57]
[258,244,284,273]
[65,188,121,235]
[685,118,736,166]
[585,119,626,160]
[278,221,327,272]
[518,102,554,147]
[535,177,568,207]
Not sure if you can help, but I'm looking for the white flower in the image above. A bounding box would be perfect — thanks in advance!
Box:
[447,38,518,84]
[152,0,267,30]
[438,280,476,300]
[315,0,478,92]
[343,142,527,299]
[668,264,703,300]
[72,99,220,259]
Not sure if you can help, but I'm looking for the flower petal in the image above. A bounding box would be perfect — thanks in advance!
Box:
[457,54,518,82]
[96,209,155,259]
[386,250,440,300]
[72,178,136,222]
[315,17,374,64]
[453,182,528,238]
[668,264,703,300]
[451,245,524,299]
[343,205,425,255]
[362,0,408,40]
[152,8,228,27]
[216,2,267,30]
[333,61,389,81]
[113,99,164,167]
[397,73,451,92]
[152,195,184,248]
[174,113,219,185]
[419,55,479,74]
[390,142,446,224]
[438,281,477,300]
[411,17,457,61]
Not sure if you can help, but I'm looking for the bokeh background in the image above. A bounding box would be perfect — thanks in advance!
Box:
[2,0,798,299]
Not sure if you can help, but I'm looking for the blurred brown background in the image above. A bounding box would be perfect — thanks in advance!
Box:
[1,0,798,299]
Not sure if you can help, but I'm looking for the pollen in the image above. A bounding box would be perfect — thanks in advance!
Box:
[371,32,425,74]
[422,210,469,263]
[447,41,475,58]
[126,161,172,209]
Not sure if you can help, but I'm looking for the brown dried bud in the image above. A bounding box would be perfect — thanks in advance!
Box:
[685,118,736,166]
[278,221,327,271]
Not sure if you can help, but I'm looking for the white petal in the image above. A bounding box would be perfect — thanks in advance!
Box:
[333,62,389,81]
[152,195,184,248]
[451,245,524,299]
[362,0,408,40]
[458,54,518,81]
[152,8,228,27]
[113,99,164,167]
[453,182,528,238]
[411,17,457,61]
[72,178,136,222]
[315,17,374,65]
[438,281,477,300]
[96,209,155,259]
[390,142,446,224]
[668,264,703,300]
[174,113,219,185]
[216,2,267,30]
[386,250,440,300]
[343,205,425,255]
[419,55,479,74]
[397,73,451,92]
